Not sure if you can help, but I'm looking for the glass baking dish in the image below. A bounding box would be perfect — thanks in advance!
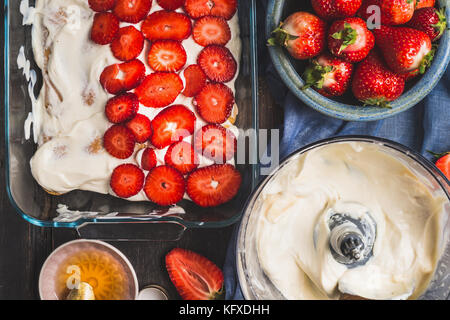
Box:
[5,0,260,239]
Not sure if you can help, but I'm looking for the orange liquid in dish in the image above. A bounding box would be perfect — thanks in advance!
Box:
[56,249,132,300]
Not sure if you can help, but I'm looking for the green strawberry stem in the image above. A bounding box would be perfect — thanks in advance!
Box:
[432,8,448,40]
[332,23,357,53]
[362,97,392,109]
[267,23,299,47]
[419,45,436,74]
[302,62,334,90]
[427,150,450,159]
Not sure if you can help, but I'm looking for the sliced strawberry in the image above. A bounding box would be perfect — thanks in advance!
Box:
[197,45,237,83]
[184,0,237,20]
[157,0,185,10]
[182,65,207,97]
[436,153,450,180]
[148,40,187,72]
[141,148,157,171]
[105,93,139,124]
[141,11,192,41]
[194,83,234,124]
[110,26,145,61]
[144,165,186,205]
[165,141,199,175]
[194,124,236,163]
[89,0,116,12]
[151,105,196,149]
[186,164,241,207]
[166,248,224,300]
[113,0,152,23]
[103,125,136,159]
[91,12,120,45]
[126,114,152,143]
[193,16,231,47]
[134,73,184,108]
[110,164,145,198]
[100,59,145,94]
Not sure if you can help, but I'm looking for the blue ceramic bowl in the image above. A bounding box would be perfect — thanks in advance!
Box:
[266,0,450,121]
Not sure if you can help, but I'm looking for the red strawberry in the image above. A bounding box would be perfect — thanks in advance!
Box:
[166,248,224,300]
[110,164,144,198]
[311,0,362,20]
[134,73,184,108]
[435,153,450,180]
[415,0,435,9]
[103,125,136,159]
[193,16,231,47]
[194,83,234,124]
[328,17,375,63]
[157,0,185,10]
[151,105,196,149]
[141,11,192,41]
[105,93,139,124]
[194,124,236,163]
[165,141,199,175]
[100,59,145,94]
[148,40,187,72]
[91,12,119,45]
[358,0,416,25]
[141,148,158,171]
[144,165,186,205]
[197,45,237,83]
[267,12,327,60]
[186,164,241,207]
[126,114,152,143]
[182,64,207,97]
[406,7,447,42]
[352,50,405,107]
[374,25,434,74]
[113,0,152,23]
[302,53,353,97]
[110,26,145,61]
[184,0,237,20]
[88,0,116,12]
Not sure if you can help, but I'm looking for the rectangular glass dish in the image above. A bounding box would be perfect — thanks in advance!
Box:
[5,0,260,239]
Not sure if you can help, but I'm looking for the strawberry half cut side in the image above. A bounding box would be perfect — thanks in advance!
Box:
[134,73,184,108]
[110,26,145,61]
[100,59,145,94]
[91,12,120,45]
[89,0,116,12]
[103,125,136,159]
[165,141,199,175]
[197,45,237,83]
[113,0,152,23]
[194,124,236,163]
[144,165,186,206]
[110,163,145,198]
[105,93,139,124]
[184,0,237,20]
[126,113,152,143]
[166,248,224,300]
[141,11,192,42]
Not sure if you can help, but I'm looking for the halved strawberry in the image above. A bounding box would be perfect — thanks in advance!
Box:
[184,0,237,20]
[113,0,152,23]
[194,124,236,163]
[166,248,224,300]
[194,83,234,124]
[91,12,120,45]
[165,141,199,175]
[151,105,196,149]
[193,16,231,47]
[134,73,184,108]
[148,40,187,72]
[89,0,116,12]
[144,165,186,205]
[197,45,237,83]
[103,125,136,159]
[157,0,185,10]
[126,114,152,143]
[141,11,192,41]
[141,148,157,171]
[105,93,139,124]
[182,65,207,97]
[100,59,145,94]
[186,164,241,207]
[110,163,145,198]
[435,153,450,180]
[110,26,145,61]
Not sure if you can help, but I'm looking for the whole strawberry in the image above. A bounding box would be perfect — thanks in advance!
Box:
[406,7,447,42]
[328,17,375,62]
[352,50,405,107]
[311,0,362,20]
[302,53,353,97]
[358,0,416,25]
[267,12,327,60]
[415,0,435,9]
[374,25,434,74]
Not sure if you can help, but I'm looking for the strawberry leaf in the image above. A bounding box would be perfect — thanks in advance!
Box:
[332,23,357,53]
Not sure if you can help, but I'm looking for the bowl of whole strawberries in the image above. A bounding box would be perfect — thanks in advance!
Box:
[266,0,450,121]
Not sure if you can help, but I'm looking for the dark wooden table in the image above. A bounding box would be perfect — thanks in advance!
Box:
[0,5,282,299]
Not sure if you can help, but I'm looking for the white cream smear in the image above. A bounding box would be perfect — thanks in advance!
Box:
[256,142,445,300]
[25,0,242,199]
